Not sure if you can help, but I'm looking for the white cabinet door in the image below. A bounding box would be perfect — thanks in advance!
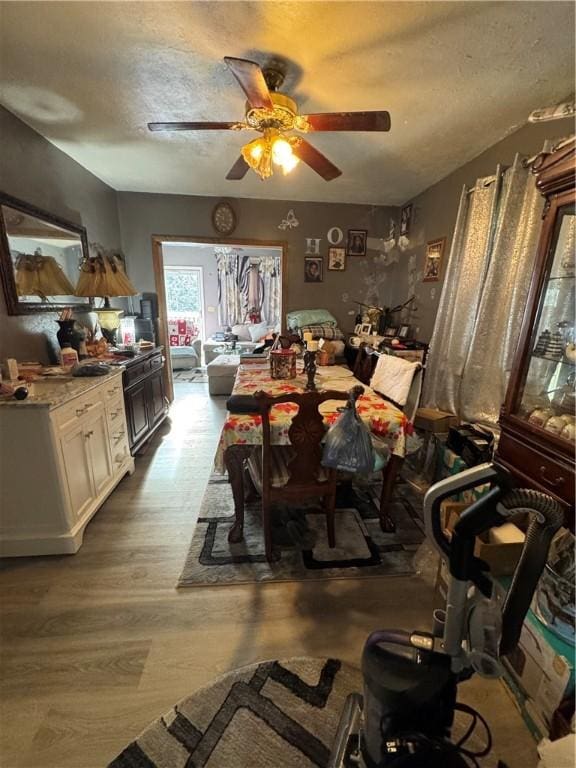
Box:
[60,423,94,522]
[85,408,113,497]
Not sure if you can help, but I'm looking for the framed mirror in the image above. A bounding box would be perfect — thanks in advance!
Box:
[0,192,91,314]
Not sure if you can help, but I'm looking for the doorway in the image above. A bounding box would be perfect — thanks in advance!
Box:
[152,236,287,402]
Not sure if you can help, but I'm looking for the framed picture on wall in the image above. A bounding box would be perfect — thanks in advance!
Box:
[328,247,346,271]
[346,229,367,257]
[400,204,412,236]
[423,237,446,282]
[384,326,398,337]
[304,256,323,282]
[354,323,363,335]
[398,324,411,338]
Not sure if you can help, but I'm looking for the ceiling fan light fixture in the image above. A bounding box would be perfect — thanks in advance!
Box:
[241,130,299,180]
[241,134,273,179]
[271,135,299,175]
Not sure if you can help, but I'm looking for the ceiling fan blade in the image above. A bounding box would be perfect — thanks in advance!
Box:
[292,139,342,181]
[226,155,250,180]
[148,122,239,132]
[302,111,391,132]
[224,56,273,110]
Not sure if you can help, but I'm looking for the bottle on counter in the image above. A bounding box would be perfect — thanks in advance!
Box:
[59,344,79,369]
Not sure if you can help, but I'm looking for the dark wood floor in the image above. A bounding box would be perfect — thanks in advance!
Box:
[0,384,537,767]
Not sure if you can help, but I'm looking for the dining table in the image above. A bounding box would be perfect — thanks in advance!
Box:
[214,359,414,543]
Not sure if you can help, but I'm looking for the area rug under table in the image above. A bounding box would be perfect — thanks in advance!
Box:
[173,367,208,383]
[108,657,360,768]
[177,477,424,587]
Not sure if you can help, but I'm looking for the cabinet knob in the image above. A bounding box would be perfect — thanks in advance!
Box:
[84,430,94,439]
[539,465,565,488]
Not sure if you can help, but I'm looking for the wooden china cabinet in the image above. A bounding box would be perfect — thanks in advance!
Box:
[497,138,575,528]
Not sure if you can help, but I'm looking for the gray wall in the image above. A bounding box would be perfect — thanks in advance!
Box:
[0,106,121,362]
[391,117,575,341]
[117,193,398,335]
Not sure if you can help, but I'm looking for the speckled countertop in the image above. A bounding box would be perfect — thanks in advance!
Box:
[0,368,124,410]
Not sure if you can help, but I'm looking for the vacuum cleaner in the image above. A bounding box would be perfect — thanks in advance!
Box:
[329,462,565,768]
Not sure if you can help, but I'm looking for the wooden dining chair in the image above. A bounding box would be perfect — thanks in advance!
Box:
[353,342,379,384]
[247,387,363,562]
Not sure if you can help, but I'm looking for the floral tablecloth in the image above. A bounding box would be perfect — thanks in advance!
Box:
[214,362,413,472]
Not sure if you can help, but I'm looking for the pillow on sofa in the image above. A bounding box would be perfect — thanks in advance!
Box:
[232,323,252,341]
[370,354,419,407]
[248,321,269,342]
[286,309,338,330]
[299,323,345,341]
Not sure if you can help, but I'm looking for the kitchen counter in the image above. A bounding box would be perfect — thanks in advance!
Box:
[0,367,124,409]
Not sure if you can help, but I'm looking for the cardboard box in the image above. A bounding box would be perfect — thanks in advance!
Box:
[414,407,458,433]
[440,501,525,576]
[502,609,575,738]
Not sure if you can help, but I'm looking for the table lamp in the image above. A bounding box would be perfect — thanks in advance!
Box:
[75,246,138,344]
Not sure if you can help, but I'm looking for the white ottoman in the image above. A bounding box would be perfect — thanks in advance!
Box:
[207,354,240,396]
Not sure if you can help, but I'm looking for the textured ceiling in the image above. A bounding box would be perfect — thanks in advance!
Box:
[0,1,574,205]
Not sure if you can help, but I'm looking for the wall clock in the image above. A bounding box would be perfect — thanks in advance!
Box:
[212,201,237,236]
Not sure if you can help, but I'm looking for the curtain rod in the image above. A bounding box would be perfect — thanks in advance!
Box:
[466,168,508,195]
[523,135,575,169]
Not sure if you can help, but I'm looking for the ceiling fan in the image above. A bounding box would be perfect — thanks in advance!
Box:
[148,56,391,182]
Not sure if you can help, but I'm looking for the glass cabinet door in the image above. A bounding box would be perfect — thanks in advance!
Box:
[516,204,575,443]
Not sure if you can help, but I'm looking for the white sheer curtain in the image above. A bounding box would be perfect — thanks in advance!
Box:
[216,249,281,328]
[423,149,551,427]
[215,248,243,327]
[258,255,281,327]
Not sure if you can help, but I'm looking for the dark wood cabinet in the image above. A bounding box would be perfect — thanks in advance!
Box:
[496,139,575,528]
[123,348,168,454]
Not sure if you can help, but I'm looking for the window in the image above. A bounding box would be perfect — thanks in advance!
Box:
[164,266,205,339]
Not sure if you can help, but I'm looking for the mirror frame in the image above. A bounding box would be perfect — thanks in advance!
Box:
[0,191,91,315]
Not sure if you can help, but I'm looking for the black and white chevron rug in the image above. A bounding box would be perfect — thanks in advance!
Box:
[108,657,360,768]
[177,477,425,587]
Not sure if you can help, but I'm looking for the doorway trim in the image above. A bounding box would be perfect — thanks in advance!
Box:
[151,235,288,402]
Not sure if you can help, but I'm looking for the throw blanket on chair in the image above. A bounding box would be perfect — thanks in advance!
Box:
[168,318,199,347]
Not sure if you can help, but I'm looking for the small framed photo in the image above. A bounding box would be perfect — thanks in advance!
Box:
[400,204,413,237]
[346,229,367,257]
[398,324,411,338]
[360,322,372,335]
[304,256,323,282]
[423,237,446,282]
[354,323,363,335]
[328,247,346,271]
[384,326,398,337]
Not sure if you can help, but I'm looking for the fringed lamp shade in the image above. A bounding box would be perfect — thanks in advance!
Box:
[15,252,76,298]
[75,248,138,299]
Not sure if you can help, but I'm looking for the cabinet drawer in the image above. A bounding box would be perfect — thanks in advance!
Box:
[111,442,130,470]
[150,353,163,372]
[497,433,574,504]
[124,360,147,386]
[54,394,102,431]
[109,422,128,450]
[103,380,123,402]
[106,397,125,427]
